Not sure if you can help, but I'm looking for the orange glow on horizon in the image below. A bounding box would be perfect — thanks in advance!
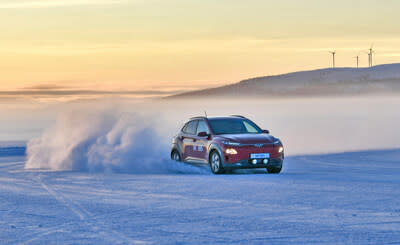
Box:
[0,0,399,94]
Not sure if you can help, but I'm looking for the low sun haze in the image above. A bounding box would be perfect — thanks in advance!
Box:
[1,0,400,97]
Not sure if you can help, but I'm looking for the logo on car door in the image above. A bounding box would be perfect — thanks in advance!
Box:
[193,145,203,151]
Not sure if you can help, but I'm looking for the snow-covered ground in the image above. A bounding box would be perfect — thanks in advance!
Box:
[1,148,400,244]
[172,63,400,98]
[1,96,399,244]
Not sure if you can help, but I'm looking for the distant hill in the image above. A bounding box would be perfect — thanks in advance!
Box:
[169,63,400,98]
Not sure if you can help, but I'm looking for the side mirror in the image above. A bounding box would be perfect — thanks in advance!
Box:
[262,129,270,134]
[197,131,209,137]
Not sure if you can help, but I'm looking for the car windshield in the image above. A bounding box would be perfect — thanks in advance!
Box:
[208,118,262,135]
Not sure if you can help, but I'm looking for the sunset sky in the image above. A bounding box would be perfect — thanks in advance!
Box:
[1,0,400,97]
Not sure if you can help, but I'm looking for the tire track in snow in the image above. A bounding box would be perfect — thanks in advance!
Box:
[15,208,145,245]
[14,172,91,245]
[297,156,353,170]
[18,222,73,245]
[0,161,25,171]
[36,174,90,221]
[16,172,149,245]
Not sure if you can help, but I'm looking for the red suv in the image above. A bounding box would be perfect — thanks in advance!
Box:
[171,116,284,174]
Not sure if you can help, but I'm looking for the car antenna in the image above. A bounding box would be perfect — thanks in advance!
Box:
[204,111,207,117]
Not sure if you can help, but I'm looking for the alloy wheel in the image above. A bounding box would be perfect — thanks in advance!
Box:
[211,152,221,172]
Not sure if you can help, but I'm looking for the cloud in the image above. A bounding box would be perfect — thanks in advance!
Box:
[0,0,127,9]
[22,84,71,90]
[0,89,185,97]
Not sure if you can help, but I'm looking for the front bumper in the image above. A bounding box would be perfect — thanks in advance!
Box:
[222,158,283,170]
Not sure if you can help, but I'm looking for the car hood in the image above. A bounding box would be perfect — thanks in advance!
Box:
[217,134,276,144]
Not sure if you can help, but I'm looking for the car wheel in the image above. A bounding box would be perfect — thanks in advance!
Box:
[266,166,282,174]
[210,151,224,174]
[171,150,181,161]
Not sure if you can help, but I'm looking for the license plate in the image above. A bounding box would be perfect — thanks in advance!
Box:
[250,153,270,159]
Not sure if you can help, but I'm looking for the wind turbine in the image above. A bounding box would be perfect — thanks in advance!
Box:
[368,44,374,67]
[329,51,336,68]
[354,55,359,68]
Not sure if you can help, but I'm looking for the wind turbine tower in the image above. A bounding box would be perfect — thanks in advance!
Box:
[354,55,359,68]
[368,53,371,67]
[368,45,374,67]
[329,51,336,68]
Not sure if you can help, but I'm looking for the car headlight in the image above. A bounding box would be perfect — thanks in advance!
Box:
[222,140,241,146]
[278,146,284,153]
[225,148,238,155]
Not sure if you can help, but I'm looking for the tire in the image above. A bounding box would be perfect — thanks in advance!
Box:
[171,150,182,162]
[266,166,282,174]
[209,150,225,174]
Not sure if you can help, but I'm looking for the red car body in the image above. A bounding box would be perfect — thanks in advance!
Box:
[171,116,284,174]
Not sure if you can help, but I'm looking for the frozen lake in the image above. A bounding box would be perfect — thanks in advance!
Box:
[1,148,400,245]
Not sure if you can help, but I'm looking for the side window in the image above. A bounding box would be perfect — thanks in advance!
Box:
[182,120,198,135]
[196,120,210,135]
[181,123,189,133]
[243,121,259,133]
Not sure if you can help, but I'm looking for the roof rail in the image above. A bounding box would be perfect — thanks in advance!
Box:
[190,116,207,120]
[230,115,246,118]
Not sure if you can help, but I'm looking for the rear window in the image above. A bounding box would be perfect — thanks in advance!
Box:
[182,120,198,135]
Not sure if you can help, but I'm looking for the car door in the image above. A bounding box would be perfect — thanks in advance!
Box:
[181,120,198,161]
[193,120,210,162]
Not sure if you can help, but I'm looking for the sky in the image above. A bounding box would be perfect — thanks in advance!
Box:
[1,0,400,98]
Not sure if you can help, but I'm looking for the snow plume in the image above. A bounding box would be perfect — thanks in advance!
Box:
[25,108,207,174]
